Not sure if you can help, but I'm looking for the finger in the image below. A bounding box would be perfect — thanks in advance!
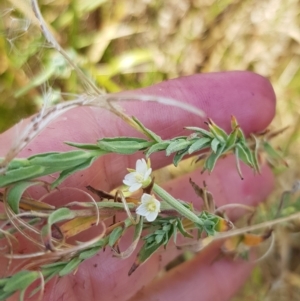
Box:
[38,156,273,301]
[128,245,253,301]
[0,71,275,192]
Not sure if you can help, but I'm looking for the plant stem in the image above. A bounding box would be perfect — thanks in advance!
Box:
[153,184,203,225]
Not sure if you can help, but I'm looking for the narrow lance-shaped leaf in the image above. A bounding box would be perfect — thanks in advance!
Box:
[132,117,162,142]
[208,119,228,142]
[166,139,192,156]
[51,156,98,189]
[6,181,43,213]
[28,150,95,169]
[203,144,225,172]
[185,126,214,138]
[250,134,260,172]
[173,148,190,166]
[235,143,254,168]
[231,115,239,129]
[128,241,163,276]
[48,208,76,227]
[79,238,109,260]
[0,165,46,188]
[109,226,124,247]
[59,257,83,277]
[31,263,67,297]
[188,137,211,154]
[41,208,76,251]
[177,219,193,238]
[0,289,15,300]
[223,126,239,152]
[3,270,39,294]
[211,138,220,153]
[235,146,244,180]
[263,141,286,164]
[145,141,170,157]
[41,262,68,277]
[97,137,153,154]
[3,158,30,171]
[65,141,105,151]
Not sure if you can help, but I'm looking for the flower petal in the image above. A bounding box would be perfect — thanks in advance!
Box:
[124,172,136,180]
[143,168,152,181]
[141,193,152,203]
[136,159,148,175]
[129,183,142,192]
[136,204,148,216]
[146,211,158,222]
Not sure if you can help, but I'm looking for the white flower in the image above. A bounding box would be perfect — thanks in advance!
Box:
[123,159,152,192]
[136,193,161,222]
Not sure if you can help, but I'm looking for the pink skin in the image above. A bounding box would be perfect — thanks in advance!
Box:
[0,71,275,301]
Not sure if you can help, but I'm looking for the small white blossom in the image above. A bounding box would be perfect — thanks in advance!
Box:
[123,159,152,192]
[136,193,161,222]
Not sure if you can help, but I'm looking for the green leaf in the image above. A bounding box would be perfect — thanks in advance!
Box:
[235,143,253,167]
[263,141,285,162]
[108,226,124,247]
[166,139,191,156]
[97,137,153,154]
[79,238,108,260]
[138,240,163,264]
[0,290,15,300]
[204,144,225,172]
[132,117,162,142]
[30,264,64,297]
[59,257,82,277]
[79,247,102,260]
[28,151,93,169]
[224,127,238,151]
[155,234,164,244]
[185,127,213,138]
[42,262,68,277]
[162,224,171,232]
[145,141,170,157]
[6,181,42,213]
[41,208,76,250]
[177,219,193,238]
[251,135,260,172]
[0,165,45,188]
[65,142,104,151]
[154,229,166,235]
[211,138,220,153]
[51,156,98,189]
[237,127,246,140]
[5,159,30,171]
[208,121,228,142]
[48,208,76,226]
[173,148,189,166]
[188,138,210,154]
[3,270,39,293]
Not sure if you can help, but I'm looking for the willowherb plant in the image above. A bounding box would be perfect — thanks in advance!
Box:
[0,111,280,299]
[0,1,290,300]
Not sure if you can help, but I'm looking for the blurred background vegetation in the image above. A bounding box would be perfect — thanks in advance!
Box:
[1,0,300,300]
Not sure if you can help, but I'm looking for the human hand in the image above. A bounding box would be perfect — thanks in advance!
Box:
[1,71,275,301]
